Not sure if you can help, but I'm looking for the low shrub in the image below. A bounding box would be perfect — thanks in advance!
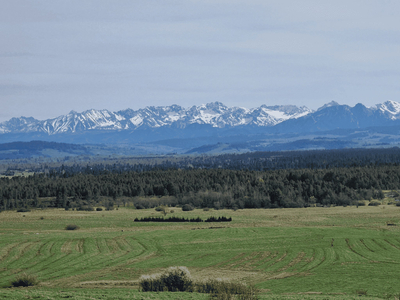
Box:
[77,205,94,211]
[368,201,380,206]
[11,273,39,287]
[65,224,79,230]
[96,207,103,211]
[134,216,203,222]
[357,201,366,206]
[139,266,193,292]
[356,289,367,296]
[205,216,232,222]
[182,204,194,211]
[155,206,168,215]
[139,267,258,299]
[396,202,400,207]
[196,279,258,300]
[161,266,193,292]
[17,208,30,212]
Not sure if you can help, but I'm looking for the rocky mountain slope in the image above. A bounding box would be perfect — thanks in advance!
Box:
[1,100,400,154]
[0,102,312,134]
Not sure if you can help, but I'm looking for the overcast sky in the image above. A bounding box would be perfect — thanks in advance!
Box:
[1,0,400,122]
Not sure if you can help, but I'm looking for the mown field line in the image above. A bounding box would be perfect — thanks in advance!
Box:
[0,242,23,263]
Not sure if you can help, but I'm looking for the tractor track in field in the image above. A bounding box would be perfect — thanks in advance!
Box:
[384,239,400,250]
[360,239,375,252]
[306,248,325,271]
[345,238,370,261]
[41,236,141,276]
[277,251,306,272]
[0,242,23,263]
[372,239,388,251]
[7,241,42,268]
[213,252,248,268]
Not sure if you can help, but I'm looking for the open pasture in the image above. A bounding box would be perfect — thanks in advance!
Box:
[1,205,400,299]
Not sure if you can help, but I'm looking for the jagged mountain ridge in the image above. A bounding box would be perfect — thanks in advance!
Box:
[273,101,400,133]
[1,100,400,137]
[0,102,312,134]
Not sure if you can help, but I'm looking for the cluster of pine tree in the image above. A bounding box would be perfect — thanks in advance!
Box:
[204,216,232,222]
[133,216,231,222]
[7,147,400,176]
[0,163,394,211]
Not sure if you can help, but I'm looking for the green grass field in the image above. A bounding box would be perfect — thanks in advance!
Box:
[1,205,400,299]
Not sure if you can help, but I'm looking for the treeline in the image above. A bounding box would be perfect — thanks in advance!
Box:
[5,147,400,176]
[0,164,396,211]
[53,147,400,174]
[134,216,232,222]
[0,141,89,160]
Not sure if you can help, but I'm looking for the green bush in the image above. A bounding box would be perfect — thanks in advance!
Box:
[77,205,94,211]
[368,201,380,206]
[17,208,30,212]
[356,289,367,296]
[182,204,194,211]
[139,267,258,299]
[139,266,193,292]
[65,224,79,230]
[196,279,258,300]
[11,273,39,287]
[96,207,103,211]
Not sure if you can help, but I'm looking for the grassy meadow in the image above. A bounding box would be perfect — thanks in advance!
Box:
[1,204,400,299]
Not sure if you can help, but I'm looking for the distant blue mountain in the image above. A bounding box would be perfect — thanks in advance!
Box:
[1,101,400,154]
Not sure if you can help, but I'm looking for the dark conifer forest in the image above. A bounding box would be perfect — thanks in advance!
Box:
[2,147,400,211]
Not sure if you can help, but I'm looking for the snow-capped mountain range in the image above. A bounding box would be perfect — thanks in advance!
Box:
[0,102,313,134]
[1,100,400,141]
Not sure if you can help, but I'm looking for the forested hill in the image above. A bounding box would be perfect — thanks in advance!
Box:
[0,141,89,160]
[0,165,396,211]
[2,147,400,212]
[49,147,400,176]
[0,141,85,151]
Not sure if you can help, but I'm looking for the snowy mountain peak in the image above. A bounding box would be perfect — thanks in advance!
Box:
[0,102,315,134]
[376,100,400,116]
[317,101,340,111]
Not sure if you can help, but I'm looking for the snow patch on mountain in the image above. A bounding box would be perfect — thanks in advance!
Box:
[0,102,315,134]
[2,100,398,136]
[317,101,340,111]
[375,100,400,119]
